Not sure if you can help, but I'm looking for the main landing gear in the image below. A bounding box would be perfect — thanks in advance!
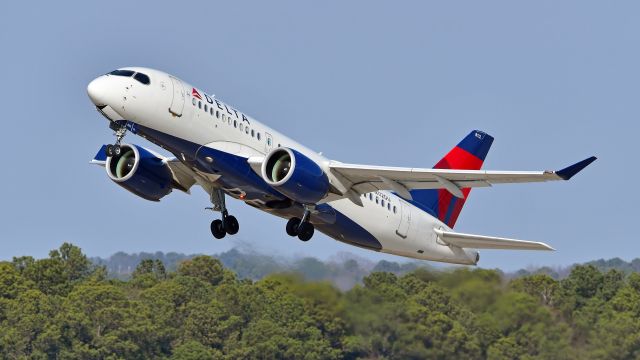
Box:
[105,121,128,157]
[286,207,315,242]
[207,189,239,239]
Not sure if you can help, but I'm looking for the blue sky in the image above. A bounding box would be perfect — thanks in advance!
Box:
[0,1,637,270]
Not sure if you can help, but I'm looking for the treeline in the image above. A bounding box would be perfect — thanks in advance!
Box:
[2,243,640,359]
[92,248,640,288]
[91,249,424,290]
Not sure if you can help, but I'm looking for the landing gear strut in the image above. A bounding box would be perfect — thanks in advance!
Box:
[105,121,128,157]
[286,207,315,242]
[207,189,239,239]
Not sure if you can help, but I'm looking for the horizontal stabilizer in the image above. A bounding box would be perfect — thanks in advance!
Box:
[90,145,108,165]
[434,228,554,251]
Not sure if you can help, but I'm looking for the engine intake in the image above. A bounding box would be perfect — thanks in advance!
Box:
[106,144,173,201]
[262,148,329,204]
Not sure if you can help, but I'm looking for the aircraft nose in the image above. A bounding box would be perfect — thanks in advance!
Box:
[87,76,108,106]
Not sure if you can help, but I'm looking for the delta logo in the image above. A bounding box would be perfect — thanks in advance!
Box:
[192,88,202,100]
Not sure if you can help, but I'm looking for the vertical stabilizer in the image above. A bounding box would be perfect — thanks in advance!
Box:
[409,130,494,228]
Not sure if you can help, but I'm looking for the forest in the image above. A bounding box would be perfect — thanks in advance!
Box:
[2,243,640,359]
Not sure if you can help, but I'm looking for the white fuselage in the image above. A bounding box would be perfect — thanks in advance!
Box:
[88,67,479,265]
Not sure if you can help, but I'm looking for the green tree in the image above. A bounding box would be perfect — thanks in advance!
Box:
[510,274,558,306]
[170,340,221,360]
[177,256,225,286]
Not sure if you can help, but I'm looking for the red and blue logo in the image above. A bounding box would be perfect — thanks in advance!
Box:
[192,88,202,100]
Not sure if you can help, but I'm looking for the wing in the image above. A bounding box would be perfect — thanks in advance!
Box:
[90,145,197,193]
[329,156,596,200]
[434,228,554,251]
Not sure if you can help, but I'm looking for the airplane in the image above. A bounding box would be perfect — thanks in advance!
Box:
[87,67,596,265]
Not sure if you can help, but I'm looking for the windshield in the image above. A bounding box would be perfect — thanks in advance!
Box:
[134,72,150,85]
[108,69,135,77]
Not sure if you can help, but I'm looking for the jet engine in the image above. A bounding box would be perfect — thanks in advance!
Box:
[261,147,329,204]
[106,144,173,201]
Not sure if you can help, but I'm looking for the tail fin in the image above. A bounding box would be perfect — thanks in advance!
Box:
[409,130,494,228]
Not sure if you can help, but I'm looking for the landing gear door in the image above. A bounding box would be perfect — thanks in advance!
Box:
[169,76,185,117]
[396,200,411,238]
[265,132,274,153]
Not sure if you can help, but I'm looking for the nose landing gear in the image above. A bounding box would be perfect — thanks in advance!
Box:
[207,189,240,239]
[286,207,315,242]
[105,120,128,157]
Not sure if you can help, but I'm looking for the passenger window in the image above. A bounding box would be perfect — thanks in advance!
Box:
[387,203,391,210]
[198,101,202,109]
[369,194,373,201]
[245,127,250,134]
[251,129,255,137]
[239,124,243,131]
[375,197,379,204]
[257,133,261,141]
[204,104,208,112]
[192,98,196,106]
[393,206,397,214]
[133,72,150,85]
[233,120,237,128]
[381,200,385,207]
[210,107,213,115]
[216,110,220,119]
[222,114,226,121]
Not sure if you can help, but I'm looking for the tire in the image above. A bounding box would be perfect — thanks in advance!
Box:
[210,219,226,239]
[113,145,122,156]
[224,215,239,235]
[106,145,114,157]
[297,222,314,242]
[286,218,301,236]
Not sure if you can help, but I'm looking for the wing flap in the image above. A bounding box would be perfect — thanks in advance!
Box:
[434,228,554,251]
[165,158,197,193]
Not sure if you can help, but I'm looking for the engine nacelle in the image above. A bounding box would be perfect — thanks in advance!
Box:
[261,148,330,204]
[106,144,173,201]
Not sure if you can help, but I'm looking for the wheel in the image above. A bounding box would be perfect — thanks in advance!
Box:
[297,222,314,242]
[106,145,114,157]
[223,215,239,235]
[210,219,226,239]
[286,218,301,236]
[113,144,122,156]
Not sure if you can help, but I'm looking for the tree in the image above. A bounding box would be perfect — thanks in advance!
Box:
[132,259,167,288]
[14,243,93,296]
[0,262,32,300]
[510,274,558,306]
[170,340,221,360]
[177,256,225,286]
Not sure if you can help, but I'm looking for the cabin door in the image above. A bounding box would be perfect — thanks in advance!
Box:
[169,76,185,117]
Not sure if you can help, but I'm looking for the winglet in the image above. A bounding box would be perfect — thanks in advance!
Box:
[556,156,597,180]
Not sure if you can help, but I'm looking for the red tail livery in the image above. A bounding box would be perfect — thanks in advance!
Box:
[409,130,494,228]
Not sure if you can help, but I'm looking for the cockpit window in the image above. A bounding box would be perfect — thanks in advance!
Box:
[134,72,151,85]
[109,69,135,77]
